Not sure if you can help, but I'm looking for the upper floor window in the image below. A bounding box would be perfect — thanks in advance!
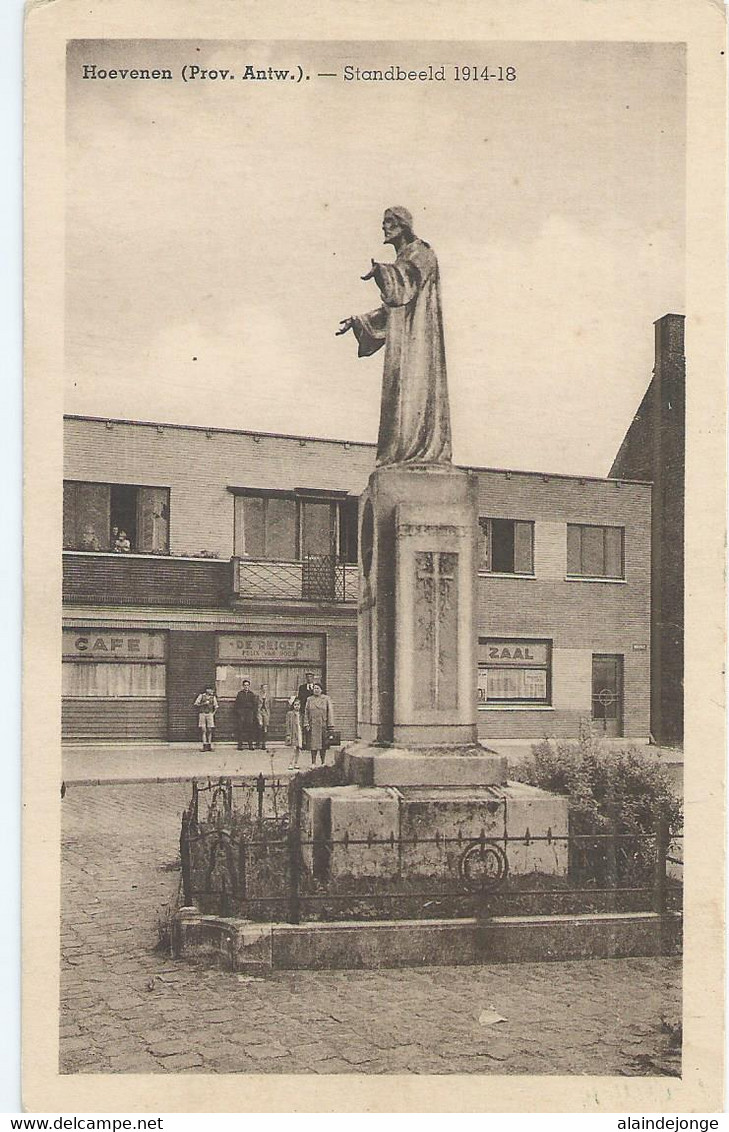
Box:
[63,481,170,554]
[479,518,534,574]
[567,524,624,579]
[233,492,358,563]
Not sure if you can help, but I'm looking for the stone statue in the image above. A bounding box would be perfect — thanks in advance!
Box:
[337,207,452,466]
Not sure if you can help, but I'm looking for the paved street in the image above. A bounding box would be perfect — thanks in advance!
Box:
[61,781,682,1076]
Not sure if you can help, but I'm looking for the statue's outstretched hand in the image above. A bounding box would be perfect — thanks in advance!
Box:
[361,258,378,281]
[336,317,355,336]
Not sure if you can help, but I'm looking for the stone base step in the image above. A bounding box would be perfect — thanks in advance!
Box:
[172,909,682,972]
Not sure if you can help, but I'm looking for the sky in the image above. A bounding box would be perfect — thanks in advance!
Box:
[65,39,685,476]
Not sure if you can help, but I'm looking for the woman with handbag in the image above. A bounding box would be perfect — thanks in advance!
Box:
[303,683,335,767]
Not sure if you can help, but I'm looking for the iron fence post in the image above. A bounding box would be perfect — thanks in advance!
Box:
[180,809,192,907]
[256,772,265,823]
[605,792,618,913]
[653,813,668,915]
[287,774,303,924]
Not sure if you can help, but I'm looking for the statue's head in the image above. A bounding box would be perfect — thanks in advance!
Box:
[382,207,414,245]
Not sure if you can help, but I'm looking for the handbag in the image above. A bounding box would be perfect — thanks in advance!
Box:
[325,728,341,748]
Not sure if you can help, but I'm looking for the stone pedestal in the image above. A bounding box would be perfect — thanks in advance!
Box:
[358,464,479,747]
[295,459,570,892]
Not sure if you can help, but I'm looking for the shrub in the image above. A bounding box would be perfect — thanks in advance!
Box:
[512,734,682,839]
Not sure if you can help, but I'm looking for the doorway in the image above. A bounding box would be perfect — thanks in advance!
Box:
[591,654,623,737]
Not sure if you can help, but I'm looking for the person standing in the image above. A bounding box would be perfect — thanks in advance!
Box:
[257,683,270,750]
[285,698,303,771]
[193,685,218,752]
[304,683,335,767]
[297,670,317,752]
[297,671,317,718]
[234,679,258,750]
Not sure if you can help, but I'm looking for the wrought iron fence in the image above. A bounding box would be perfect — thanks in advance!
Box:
[233,556,358,602]
[179,776,683,929]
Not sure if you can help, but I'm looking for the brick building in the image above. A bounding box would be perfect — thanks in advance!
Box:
[609,313,685,748]
[62,414,652,746]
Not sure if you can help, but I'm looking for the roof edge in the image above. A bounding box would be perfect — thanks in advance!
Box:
[63,414,653,488]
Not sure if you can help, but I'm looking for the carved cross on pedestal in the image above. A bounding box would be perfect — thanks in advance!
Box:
[415,551,458,710]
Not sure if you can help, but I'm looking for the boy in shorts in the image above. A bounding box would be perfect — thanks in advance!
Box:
[194,685,218,752]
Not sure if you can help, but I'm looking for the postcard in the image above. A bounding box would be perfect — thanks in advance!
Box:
[23,0,726,1114]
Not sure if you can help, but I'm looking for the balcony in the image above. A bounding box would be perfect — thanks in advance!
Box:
[233,556,358,603]
[62,551,359,608]
[63,551,233,607]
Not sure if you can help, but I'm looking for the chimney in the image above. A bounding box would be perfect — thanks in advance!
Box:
[654,312,685,374]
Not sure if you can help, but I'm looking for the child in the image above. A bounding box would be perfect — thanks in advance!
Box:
[194,685,218,752]
[257,683,270,750]
[285,698,303,771]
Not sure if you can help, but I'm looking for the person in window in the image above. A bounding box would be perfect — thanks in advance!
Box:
[304,683,335,767]
[234,679,258,751]
[193,685,218,752]
[286,698,303,771]
[114,529,132,553]
[80,525,100,552]
[257,683,270,750]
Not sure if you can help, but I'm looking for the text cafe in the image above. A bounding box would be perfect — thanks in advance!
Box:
[62,628,168,739]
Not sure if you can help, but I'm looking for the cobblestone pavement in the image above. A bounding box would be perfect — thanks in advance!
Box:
[61,782,682,1076]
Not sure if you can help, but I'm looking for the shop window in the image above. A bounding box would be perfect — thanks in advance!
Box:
[477,639,551,706]
[63,481,170,554]
[234,492,356,562]
[215,664,324,701]
[62,662,166,698]
[479,518,534,574]
[567,524,624,578]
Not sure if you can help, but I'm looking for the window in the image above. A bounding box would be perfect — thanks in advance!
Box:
[567,524,624,578]
[63,481,170,554]
[338,498,359,565]
[61,629,167,698]
[478,639,551,706]
[479,519,534,574]
[234,493,358,563]
[301,499,335,559]
[62,662,166,698]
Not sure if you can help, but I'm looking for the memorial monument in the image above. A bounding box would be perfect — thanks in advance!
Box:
[337,206,484,756]
[297,208,569,876]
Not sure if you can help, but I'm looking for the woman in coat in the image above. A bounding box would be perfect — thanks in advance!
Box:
[257,683,271,750]
[304,683,334,767]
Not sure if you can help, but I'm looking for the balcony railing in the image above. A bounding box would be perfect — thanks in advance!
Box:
[62,551,358,607]
[233,556,358,603]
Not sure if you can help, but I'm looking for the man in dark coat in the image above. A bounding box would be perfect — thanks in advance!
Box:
[234,679,259,750]
[297,671,319,716]
[297,671,318,750]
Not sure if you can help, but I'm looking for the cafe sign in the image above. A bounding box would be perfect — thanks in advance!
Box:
[217,634,325,664]
[63,629,167,661]
[481,640,549,666]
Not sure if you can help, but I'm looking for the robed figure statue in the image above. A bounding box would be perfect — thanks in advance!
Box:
[337,207,452,467]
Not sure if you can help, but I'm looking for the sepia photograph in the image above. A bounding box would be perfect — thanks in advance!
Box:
[22,1,726,1115]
